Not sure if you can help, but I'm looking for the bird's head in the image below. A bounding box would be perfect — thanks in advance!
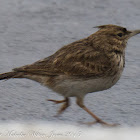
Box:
[92,24,140,53]
[95,24,140,41]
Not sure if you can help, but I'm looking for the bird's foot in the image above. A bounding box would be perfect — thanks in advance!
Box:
[47,99,67,104]
[79,120,119,127]
[47,97,70,117]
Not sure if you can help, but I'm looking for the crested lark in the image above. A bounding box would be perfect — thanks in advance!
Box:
[0,25,140,126]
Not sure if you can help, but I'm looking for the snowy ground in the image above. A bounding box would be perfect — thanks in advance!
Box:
[0,122,140,140]
[0,0,140,131]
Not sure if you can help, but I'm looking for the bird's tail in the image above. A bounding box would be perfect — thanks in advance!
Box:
[0,71,21,80]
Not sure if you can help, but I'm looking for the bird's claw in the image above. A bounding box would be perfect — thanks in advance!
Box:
[47,99,66,104]
[78,120,120,127]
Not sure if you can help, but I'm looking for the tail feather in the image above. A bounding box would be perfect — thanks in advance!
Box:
[0,71,18,80]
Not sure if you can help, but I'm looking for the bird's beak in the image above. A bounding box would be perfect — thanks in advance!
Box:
[128,30,140,38]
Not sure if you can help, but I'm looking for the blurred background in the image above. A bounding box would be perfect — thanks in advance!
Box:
[0,0,140,130]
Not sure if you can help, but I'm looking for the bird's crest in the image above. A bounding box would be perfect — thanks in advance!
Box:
[94,24,123,29]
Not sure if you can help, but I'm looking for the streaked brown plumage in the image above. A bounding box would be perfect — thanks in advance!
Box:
[0,25,140,126]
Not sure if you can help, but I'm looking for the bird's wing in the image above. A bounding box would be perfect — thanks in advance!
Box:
[14,39,111,77]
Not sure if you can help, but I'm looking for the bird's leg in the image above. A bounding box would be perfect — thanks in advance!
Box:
[48,97,70,116]
[76,97,117,127]
[56,97,70,116]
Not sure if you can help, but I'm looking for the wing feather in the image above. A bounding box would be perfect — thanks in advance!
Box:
[14,39,111,77]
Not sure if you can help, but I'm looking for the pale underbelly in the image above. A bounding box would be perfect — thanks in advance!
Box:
[53,73,122,97]
[23,71,123,97]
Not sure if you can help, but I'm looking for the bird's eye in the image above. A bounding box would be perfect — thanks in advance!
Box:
[117,33,123,37]
[123,28,127,32]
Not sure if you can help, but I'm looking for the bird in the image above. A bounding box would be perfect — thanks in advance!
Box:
[0,24,140,126]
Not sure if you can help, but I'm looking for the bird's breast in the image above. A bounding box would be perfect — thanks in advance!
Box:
[52,54,125,97]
